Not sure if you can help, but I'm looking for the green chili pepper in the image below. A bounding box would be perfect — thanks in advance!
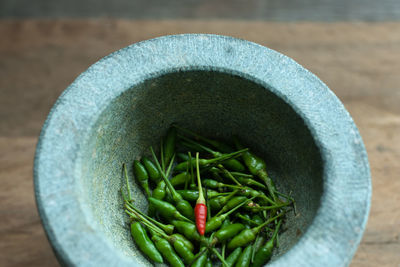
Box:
[171,233,194,252]
[201,179,220,189]
[180,135,245,172]
[235,213,272,229]
[173,124,234,153]
[148,197,192,223]
[235,244,252,267]
[233,137,277,201]
[171,220,203,242]
[125,203,174,235]
[170,172,191,187]
[252,215,263,224]
[130,222,163,263]
[215,196,248,216]
[152,234,184,267]
[227,213,284,250]
[218,169,266,189]
[208,167,224,182]
[227,171,254,178]
[133,212,196,264]
[216,165,243,186]
[141,156,161,182]
[215,219,231,256]
[225,247,242,267]
[177,152,190,161]
[221,217,231,229]
[245,201,292,212]
[235,176,266,189]
[213,223,245,243]
[133,160,151,197]
[189,183,197,190]
[209,190,238,210]
[237,213,256,225]
[253,220,282,267]
[202,179,239,190]
[191,245,208,267]
[205,196,254,233]
[153,180,166,200]
[149,149,176,215]
[239,187,275,205]
[164,190,174,204]
[176,189,225,202]
[137,215,196,264]
[174,149,247,172]
[238,213,252,229]
[150,148,195,220]
[209,196,229,211]
[164,127,177,168]
[251,235,266,263]
[173,239,195,264]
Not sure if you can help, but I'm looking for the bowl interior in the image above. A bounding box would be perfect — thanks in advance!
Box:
[79,69,323,265]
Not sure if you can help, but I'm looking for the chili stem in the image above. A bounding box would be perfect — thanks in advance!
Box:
[221,196,256,217]
[229,171,254,178]
[189,152,194,187]
[271,219,282,243]
[187,248,208,267]
[205,186,211,221]
[125,209,165,237]
[196,153,205,204]
[173,124,216,147]
[206,148,248,165]
[125,206,164,233]
[125,201,170,232]
[121,190,129,203]
[253,212,286,233]
[160,139,165,172]
[211,248,228,267]
[179,135,223,159]
[217,164,242,186]
[209,192,231,198]
[275,190,297,215]
[173,124,233,153]
[236,214,260,227]
[150,147,180,200]
[184,153,190,190]
[246,201,292,211]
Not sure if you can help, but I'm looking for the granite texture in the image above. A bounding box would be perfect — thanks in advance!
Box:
[34,34,371,266]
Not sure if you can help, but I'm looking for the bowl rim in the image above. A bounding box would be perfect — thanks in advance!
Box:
[34,33,371,267]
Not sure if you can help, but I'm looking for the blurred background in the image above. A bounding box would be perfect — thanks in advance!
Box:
[0,1,399,266]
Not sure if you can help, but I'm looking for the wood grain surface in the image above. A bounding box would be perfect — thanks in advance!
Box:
[0,20,399,267]
[1,0,400,21]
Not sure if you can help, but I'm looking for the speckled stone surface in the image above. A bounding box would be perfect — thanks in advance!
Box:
[34,34,371,267]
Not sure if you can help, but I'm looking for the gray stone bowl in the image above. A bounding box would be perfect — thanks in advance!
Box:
[34,34,371,267]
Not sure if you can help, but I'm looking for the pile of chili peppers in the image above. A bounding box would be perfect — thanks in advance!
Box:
[121,125,295,267]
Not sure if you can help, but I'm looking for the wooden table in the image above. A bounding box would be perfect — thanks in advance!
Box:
[0,20,399,266]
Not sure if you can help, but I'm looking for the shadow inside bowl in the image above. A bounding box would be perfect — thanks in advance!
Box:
[79,69,323,265]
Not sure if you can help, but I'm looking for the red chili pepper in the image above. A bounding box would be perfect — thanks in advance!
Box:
[195,203,207,235]
[195,152,207,235]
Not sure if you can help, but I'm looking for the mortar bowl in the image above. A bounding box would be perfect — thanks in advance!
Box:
[34,34,371,267]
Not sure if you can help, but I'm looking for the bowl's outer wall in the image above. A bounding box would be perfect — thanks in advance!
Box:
[34,34,371,267]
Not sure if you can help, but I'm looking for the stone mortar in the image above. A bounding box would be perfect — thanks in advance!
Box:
[34,34,371,267]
